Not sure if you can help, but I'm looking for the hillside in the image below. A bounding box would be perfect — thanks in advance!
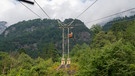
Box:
[103,15,135,31]
[0,21,7,34]
[0,18,91,58]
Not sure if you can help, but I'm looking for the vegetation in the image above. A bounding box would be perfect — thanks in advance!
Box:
[0,15,135,75]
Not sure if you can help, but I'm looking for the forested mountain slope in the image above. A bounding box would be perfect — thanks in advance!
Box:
[0,18,91,58]
[0,21,7,34]
[103,15,135,31]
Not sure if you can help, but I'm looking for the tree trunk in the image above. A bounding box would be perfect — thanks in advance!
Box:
[2,65,5,74]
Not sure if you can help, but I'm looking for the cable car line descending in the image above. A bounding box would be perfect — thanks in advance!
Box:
[34,0,51,19]
[76,0,98,19]
[67,0,98,26]
[20,2,42,18]
[86,7,135,24]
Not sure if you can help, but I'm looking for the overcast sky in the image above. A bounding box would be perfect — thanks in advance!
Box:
[0,0,135,28]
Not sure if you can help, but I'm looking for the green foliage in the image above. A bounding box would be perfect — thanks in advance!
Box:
[92,41,135,76]
[39,43,60,62]
[0,52,11,75]
[76,15,135,75]
[70,43,90,63]
[90,24,102,36]
[91,31,116,48]
[77,40,135,76]
[17,53,34,69]
[30,58,53,75]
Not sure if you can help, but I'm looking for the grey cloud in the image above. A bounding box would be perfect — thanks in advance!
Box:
[0,0,135,28]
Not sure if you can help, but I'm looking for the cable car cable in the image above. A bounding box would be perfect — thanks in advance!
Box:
[86,7,135,24]
[20,2,42,18]
[76,0,98,19]
[67,0,98,26]
[34,0,51,19]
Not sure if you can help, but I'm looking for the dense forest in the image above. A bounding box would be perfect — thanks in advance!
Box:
[0,15,135,75]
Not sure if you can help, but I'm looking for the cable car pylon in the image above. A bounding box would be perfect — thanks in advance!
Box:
[66,27,73,68]
[57,20,74,70]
